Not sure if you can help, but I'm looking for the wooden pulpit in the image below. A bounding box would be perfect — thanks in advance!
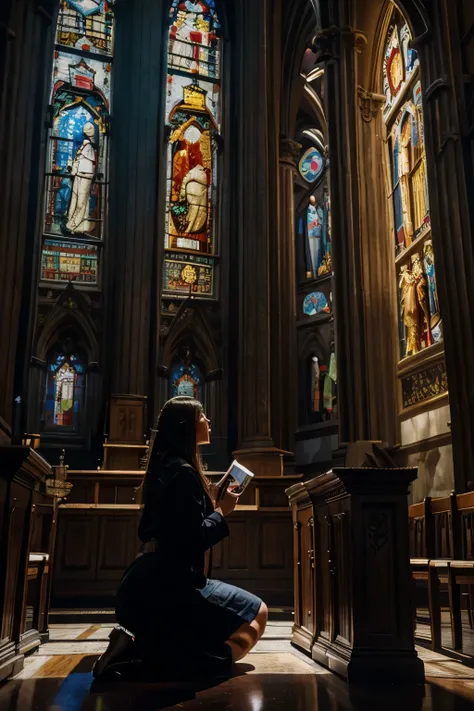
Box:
[287,467,424,684]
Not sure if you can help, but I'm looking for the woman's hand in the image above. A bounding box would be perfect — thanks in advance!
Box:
[209,472,229,505]
[215,487,240,517]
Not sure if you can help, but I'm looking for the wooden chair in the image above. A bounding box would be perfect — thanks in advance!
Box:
[447,492,474,650]
[409,498,433,632]
[426,493,459,649]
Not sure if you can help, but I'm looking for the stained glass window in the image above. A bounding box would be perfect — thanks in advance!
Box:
[383,10,441,359]
[303,180,331,280]
[163,0,222,301]
[41,0,114,284]
[170,359,203,400]
[299,147,325,184]
[303,291,330,316]
[41,239,98,283]
[43,353,86,430]
[383,14,418,122]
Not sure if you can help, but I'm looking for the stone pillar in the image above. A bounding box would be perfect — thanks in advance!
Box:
[233,0,284,476]
[405,2,474,492]
[0,0,53,439]
[269,138,300,455]
[355,88,399,447]
[106,0,167,407]
[312,18,372,446]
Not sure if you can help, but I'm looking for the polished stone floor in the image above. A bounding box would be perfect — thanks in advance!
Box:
[2,618,474,710]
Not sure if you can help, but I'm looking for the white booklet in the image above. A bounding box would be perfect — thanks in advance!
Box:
[219,460,255,497]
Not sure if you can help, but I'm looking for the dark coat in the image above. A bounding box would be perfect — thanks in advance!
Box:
[114,456,234,679]
[124,455,229,594]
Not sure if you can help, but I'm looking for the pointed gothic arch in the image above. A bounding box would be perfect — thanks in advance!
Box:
[34,284,99,365]
[161,300,219,375]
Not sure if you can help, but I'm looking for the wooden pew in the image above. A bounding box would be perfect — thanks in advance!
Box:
[447,492,474,650]
[409,493,459,650]
[427,494,459,649]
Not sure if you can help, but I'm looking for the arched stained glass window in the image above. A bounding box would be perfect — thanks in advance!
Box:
[43,353,86,430]
[162,0,221,301]
[41,0,114,286]
[383,10,441,359]
[170,359,203,400]
[302,180,331,280]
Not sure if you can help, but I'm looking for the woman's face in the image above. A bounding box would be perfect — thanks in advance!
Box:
[196,411,211,446]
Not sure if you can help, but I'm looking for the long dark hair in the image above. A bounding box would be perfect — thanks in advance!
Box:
[145,396,210,497]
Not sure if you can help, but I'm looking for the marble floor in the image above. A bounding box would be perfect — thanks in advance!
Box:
[2,618,474,710]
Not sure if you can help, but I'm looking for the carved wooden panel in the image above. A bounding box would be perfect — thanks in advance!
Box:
[227,521,249,571]
[108,396,145,444]
[97,516,138,579]
[314,508,332,643]
[52,505,293,606]
[259,487,288,508]
[55,515,99,578]
[259,519,288,570]
[360,504,397,639]
[0,483,31,642]
[296,506,315,636]
[331,509,351,644]
[67,484,95,505]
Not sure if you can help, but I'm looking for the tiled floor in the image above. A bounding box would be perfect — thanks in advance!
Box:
[2,619,474,710]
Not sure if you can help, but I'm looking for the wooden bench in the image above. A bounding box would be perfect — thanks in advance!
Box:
[446,492,474,649]
[409,493,459,649]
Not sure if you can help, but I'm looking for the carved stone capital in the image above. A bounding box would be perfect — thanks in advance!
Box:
[311,26,367,62]
[357,87,385,123]
[279,138,301,168]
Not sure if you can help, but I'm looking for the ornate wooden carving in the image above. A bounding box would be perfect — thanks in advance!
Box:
[287,466,425,684]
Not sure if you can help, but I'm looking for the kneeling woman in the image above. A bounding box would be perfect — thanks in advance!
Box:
[94,396,268,680]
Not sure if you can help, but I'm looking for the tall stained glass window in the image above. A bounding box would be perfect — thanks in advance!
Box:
[41,0,115,285]
[43,353,86,431]
[297,143,331,282]
[162,0,221,302]
[383,10,441,358]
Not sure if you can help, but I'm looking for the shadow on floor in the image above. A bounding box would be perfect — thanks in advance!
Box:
[3,653,474,711]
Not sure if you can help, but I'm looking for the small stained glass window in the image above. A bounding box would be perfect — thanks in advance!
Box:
[170,359,203,400]
[303,292,330,316]
[43,353,86,430]
[298,147,325,184]
[304,181,331,279]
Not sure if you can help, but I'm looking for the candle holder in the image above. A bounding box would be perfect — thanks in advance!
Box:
[45,449,73,500]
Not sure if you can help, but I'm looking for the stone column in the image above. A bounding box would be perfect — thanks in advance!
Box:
[233,0,284,476]
[311,18,372,446]
[412,1,474,492]
[269,138,300,455]
[106,0,167,408]
[0,0,53,439]
[355,88,399,447]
